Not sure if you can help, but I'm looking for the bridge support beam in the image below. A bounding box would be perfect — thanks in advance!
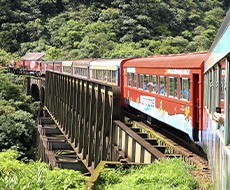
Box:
[42,71,122,171]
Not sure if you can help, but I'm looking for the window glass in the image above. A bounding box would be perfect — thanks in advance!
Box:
[100,70,103,80]
[96,70,99,80]
[221,64,225,102]
[108,71,111,82]
[159,76,167,95]
[138,74,143,89]
[180,77,190,101]
[215,66,218,107]
[209,71,212,112]
[112,71,116,84]
[220,61,225,116]
[144,74,149,91]
[55,65,60,72]
[169,77,178,98]
[83,68,85,76]
[103,70,107,81]
[151,75,158,93]
[63,66,71,74]
[91,69,95,79]
[128,73,132,87]
[133,73,137,88]
[74,68,78,75]
[218,62,226,134]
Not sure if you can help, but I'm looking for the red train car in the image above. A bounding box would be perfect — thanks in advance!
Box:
[121,52,208,144]
[9,53,46,76]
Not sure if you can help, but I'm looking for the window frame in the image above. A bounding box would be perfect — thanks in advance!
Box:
[159,75,167,96]
[169,76,178,98]
[180,77,190,101]
[138,74,143,90]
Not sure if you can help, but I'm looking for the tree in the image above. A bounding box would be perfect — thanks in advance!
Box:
[0,71,38,158]
[44,47,63,60]
[0,49,19,66]
[0,110,37,158]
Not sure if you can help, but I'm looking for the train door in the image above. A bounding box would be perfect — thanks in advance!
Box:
[193,74,199,141]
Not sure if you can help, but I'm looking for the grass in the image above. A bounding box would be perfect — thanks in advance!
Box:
[96,158,214,190]
[0,149,89,190]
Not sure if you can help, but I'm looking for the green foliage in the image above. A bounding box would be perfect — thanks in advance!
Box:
[0,71,38,158]
[0,70,23,101]
[0,110,37,157]
[0,49,19,66]
[96,158,212,190]
[44,47,63,60]
[0,0,228,57]
[0,149,89,189]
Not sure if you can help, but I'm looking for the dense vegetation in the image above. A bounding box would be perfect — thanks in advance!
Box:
[96,158,214,190]
[0,0,229,61]
[0,149,89,189]
[0,69,38,158]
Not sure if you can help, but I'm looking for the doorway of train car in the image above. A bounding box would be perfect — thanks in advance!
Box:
[193,74,199,141]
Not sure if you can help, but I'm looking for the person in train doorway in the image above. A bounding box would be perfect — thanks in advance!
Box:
[213,110,225,125]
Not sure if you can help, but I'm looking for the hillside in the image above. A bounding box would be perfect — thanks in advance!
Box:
[0,0,229,60]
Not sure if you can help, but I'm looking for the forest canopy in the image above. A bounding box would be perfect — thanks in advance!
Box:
[0,0,229,60]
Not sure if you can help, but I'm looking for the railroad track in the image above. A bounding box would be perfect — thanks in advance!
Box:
[118,109,210,176]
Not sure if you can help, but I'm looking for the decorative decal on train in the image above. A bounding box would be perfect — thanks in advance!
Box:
[30,61,35,69]
[167,69,190,75]
[185,104,190,122]
[140,96,155,107]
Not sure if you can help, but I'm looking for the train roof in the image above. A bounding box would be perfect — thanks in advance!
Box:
[62,60,73,66]
[90,58,124,70]
[73,59,93,67]
[41,60,62,64]
[123,52,208,68]
[21,53,46,61]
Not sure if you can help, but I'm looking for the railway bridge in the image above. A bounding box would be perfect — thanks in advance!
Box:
[28,71,169,174]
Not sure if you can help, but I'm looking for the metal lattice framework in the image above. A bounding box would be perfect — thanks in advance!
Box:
[43,71,122,171]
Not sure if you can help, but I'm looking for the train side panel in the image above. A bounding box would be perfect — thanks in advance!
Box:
[122,53,206,143]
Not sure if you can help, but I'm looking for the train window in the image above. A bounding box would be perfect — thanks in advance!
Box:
[91,69,95,79]
[159,76,167,96]
[133,73,137,88]
[108,71,111,82]
[209,71,213,113]
[56,66,60,72]
[112,71,116,84]
[100,70,103,80]
[204,74,208,107]
[128,73,132,87]
[180,77,190,101]
[63,66,71,74]
[103,70,107,81]
[151,75,158,93]
[221,64,226,101]
[169,77,178,98]
[85,68,88,77]
[214,66,218,108]
[138,74,143,89]
[74,68,78,75]
[144,74,149,91]
[220,61,226,134]
[96,70,99,80]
